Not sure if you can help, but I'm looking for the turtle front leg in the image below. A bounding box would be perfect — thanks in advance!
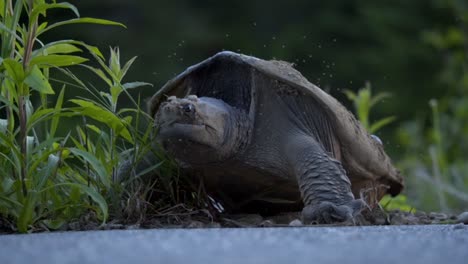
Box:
[286,135,366,224]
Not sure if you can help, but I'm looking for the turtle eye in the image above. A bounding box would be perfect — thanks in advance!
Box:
[182,104,194,113]
[371,135,383,145]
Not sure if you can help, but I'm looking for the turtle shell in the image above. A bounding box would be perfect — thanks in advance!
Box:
[149,51,404,200]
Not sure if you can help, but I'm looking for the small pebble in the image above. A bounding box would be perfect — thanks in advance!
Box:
[429,212,448,220]
[237,214,263,225]
[374,216,387,225]
[456,212,468,224]
[125,224,141,230]
[289,219,303,227]
[259,220,275,227]
[453,223,466,230]
[186,221,204,228]
[206,222,221,228]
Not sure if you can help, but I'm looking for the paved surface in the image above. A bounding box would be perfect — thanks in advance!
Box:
[1,225,467,264]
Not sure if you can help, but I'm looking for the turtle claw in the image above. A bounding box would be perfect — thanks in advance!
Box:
[302,199,366,225]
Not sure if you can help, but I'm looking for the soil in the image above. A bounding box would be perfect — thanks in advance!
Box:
[1,207,465,234]
[54,207,468,231]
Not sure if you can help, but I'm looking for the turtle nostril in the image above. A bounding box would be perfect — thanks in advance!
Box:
[162,104,172,112]
[182,104,194,113]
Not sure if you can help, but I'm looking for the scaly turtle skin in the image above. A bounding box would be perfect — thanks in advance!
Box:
[131,51,404,224]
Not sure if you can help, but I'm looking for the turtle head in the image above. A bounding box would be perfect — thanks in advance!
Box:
[155,95,248,165]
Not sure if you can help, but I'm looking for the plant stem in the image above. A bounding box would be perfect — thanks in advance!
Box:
[82,116,92,205]
[429,99,448,211]
[18,0,38,196]
[23,3,37,70]
[82,116,90,187]
[110,102,117,183]
[18,91,27,197]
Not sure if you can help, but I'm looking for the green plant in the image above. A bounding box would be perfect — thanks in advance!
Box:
[344,82,396,134]
[0,0,155,232]
[379,195,413,212]
[396,0,468,212]
[345,82,413,212]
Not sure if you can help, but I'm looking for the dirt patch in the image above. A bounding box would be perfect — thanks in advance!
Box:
[1,208,464,234]
[63,207,463,231]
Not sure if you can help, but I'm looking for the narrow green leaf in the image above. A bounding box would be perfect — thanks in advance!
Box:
[70,99,134,143]
[0,21,23,45]
[68,147,110,188]
[17,191,37,233]
[343,89,356,101]
[1,0,23,57]
[370,92,392,108]
[0,193,23,209]
[0,1,4,18]
[27,108,55,130]
[123,81,153,90]
[99,91,113,105]
[35,43,82,56]
[120,56,138,80]
[86,124,102,135]
[26,136,35,159]
[2,58,24,83]
[36,22,48,34]
[38,17,126,37]
[42,219,66,230]
[81,65,112,86]
[69,183,108,223]
[380,194,413,212]
[30,54,88,68]
[0,119,7,133]
[39,182,109,223]
[0,132,22,170]
[0,83,17,108]
[122,116,133,124]
[31,40,104,59]
[50,87,65,137]
[134,160,165,179]
[82,46,118,81]
[25,97,34,120]
[356,89,370,129]
[27,144,61,178]
[0,150,18,175]
[81,43,105,60]
[109,47,121,77]
[370,116,396,133]
[30,3,79,24]
[24,65,54,94]
[32,152,61,191]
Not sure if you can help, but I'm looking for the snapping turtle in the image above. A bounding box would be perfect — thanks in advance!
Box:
[133,51,403,224]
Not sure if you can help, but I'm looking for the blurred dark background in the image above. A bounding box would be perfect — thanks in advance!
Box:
[46,0,468,211]
[52,0,447,120]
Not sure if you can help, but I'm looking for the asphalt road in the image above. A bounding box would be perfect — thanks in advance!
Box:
[1,225,467,264]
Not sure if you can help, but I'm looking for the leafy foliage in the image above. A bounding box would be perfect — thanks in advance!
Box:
[397,0,468,212]
[0,0,154,232]
[345,82,414,212]
[344,82,396,134]
[379,195,413,213]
